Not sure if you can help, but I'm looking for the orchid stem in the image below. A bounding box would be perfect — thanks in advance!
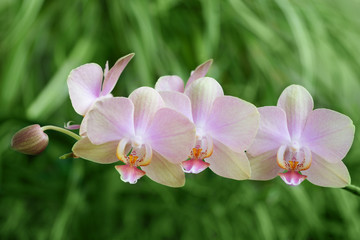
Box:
[41,125,81,141]
[343,185,360,197]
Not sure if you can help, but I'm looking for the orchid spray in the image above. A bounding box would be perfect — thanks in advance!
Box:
[10,56,360,196]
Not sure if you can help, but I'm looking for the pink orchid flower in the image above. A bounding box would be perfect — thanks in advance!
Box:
[67,53,134,134]
[155,59,213,92]
[247,85,355,187]
[155,75,259,180]
[72,87,196,187]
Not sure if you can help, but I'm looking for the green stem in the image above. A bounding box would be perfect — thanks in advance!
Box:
[41,125,81,141]
[343,185,360,197]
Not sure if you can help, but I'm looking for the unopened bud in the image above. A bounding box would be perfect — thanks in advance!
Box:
[11,124,49,155]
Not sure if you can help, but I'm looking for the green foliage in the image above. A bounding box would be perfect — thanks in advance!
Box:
[1,0,360,239]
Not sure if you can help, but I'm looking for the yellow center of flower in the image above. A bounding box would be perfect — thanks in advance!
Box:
[288,160,298,170]
[128,154,139,165]
[189,134,213,161]
[277,143,312,172]
[116,138,152,167]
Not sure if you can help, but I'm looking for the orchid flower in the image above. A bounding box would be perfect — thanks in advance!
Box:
[155,76,259,180]
[247,85,355,187]
[72,87,196,187]
[67,53,134,135]
[155,59,213,92]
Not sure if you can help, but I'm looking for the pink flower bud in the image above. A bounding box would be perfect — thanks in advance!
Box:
[11,124,49,155]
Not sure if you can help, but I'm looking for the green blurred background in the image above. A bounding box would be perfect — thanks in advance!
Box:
[1,0,360,239]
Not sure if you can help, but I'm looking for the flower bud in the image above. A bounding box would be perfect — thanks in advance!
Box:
[11,124,49,155]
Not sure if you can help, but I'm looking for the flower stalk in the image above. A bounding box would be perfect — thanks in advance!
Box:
[41,125,81,141]
[343,185,360,197]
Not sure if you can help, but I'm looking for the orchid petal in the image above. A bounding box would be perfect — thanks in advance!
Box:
[277,85,314,140]
[87,97,135,145]
[159,91,193,121]
[206,139,251,180]
[247,106,291,156]
[185,59,213,89]
[185,77,224,127]
[141,151,185,187]
[206,96,259,152]
[72,137,118,164]
[155,76,184,92]
[129,87,165,136]
[302,109,355,163]
[145,108,196,164]
[101,53,135,96]
[302,153,350,187]
[79,113,89,136]
[67,63,103,115]
[79,94,114,137]
[115,165,145,184]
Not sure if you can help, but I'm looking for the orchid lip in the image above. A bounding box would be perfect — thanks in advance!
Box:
[182,159,210,174]
[277,143,312,185]
[183,134,214,174]
[115,165,146,184]
[279,171,307,186]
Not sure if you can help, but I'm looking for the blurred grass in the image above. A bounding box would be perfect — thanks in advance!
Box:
[1,0,360,239]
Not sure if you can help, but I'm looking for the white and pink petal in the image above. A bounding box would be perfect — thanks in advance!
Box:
[159,91,193,121]
[86,97,135,145]
[185,59,213,89]
[145,108,196,164]
[67,63,103,115]
[79,94,114,137]
[247,106,291,156]
[155,76,184,92]
[206,96,259,152]
[301,108,355,163]
[79,113,89,136]
[101,53,135,96]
